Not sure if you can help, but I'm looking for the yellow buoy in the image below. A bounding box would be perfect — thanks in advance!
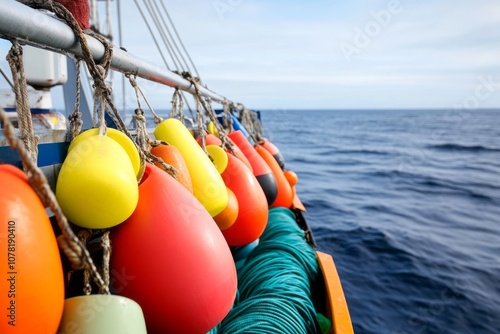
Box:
[207,144,228,174]
[68,128,141,179]
[154,118,228,217]
[207,121,219,137]
[56,135,139,229]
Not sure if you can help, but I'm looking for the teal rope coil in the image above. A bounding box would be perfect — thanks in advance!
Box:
[209,207,322,334]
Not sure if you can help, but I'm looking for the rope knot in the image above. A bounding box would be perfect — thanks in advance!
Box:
[133,108,147,123]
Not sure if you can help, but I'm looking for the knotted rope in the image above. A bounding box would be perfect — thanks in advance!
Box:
[182,73,237,157]
[170,87,185,124]
[222,99,234,132]
[126,74,177,178]
[68,60,84,141]
[6,40,38,167]
[240,108,264,143]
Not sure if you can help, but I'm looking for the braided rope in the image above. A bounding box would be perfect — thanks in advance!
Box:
[127,75,177,178]
[68,60,84,141]
[6,40,38,167]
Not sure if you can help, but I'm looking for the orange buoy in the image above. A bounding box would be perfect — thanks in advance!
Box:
[213,187,239,231]
[198,133,222,146]
[221,153,268,246]
[255,145,293,208]
[227,130,277,206]
[151,144,193,193]
[260,139,285,170]
[0,164,64,334]
[284,170,298,187]
[226,137,253,172]
[110,163,237,334]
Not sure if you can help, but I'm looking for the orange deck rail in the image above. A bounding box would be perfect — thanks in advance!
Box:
[316,251,354,334]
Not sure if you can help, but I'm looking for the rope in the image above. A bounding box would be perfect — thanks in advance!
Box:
[6,40,38,167]
[213,208,322,334]
[222,99,234,132]
[127,74,163,124]
[126,74,177,178]
[99,230,111,294]
[239,108,264,143]
[0,106,109,294]
[68,60,83,141]
[183,73,237,157]
[170,87,185,123]
[77,229,93,295]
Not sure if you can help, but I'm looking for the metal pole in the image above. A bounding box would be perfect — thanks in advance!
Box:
[0,0,234,105]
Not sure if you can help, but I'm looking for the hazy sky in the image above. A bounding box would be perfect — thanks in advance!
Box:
[1,0,500,110]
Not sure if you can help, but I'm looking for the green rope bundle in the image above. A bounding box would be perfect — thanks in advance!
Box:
[209,207,322,334]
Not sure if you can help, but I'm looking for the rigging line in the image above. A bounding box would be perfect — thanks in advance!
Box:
[133,0,172,71]
[142,0,184,71]
[152,0,191,74]
[0,66,14,90]
[90,0,100,32]
[117,0,126,115]
[160,1,200,78]
[106,0,112,39]
[106,0,114,104]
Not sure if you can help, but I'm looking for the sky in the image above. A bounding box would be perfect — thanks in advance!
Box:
[1,0,500,110]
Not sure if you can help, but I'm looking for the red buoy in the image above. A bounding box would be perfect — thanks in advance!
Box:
[221,153,268,246]
[227,130,277,206]
[255,145,293,208]
[110,164,237,334]
[260,139,285,170]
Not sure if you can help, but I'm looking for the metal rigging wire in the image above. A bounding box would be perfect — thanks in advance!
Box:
[142,0,184,71]
[150,0,191,74]
[159,1,200,78]
[133,0,173,71]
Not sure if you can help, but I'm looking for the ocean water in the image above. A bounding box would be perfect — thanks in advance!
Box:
[259,109,500,334]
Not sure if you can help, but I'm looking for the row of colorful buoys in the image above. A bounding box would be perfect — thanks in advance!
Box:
[51,120,238,333]
[0,164,64,334]
[1,111,298,333]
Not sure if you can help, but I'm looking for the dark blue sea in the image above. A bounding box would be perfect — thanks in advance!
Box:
[259,109,500,334]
